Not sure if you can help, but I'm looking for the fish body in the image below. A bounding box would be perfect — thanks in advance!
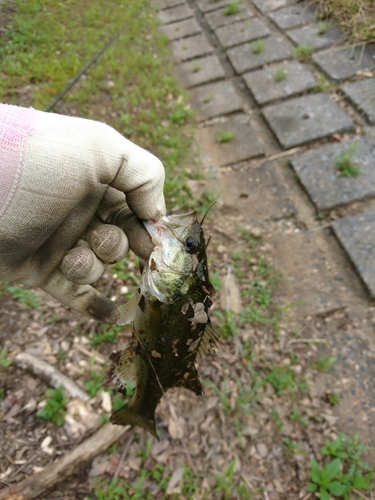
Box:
[106,213,218,437]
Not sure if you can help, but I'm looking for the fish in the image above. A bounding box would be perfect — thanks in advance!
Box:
[104,211,218,437]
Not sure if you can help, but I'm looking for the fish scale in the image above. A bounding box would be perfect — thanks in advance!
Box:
[104,212,218,438]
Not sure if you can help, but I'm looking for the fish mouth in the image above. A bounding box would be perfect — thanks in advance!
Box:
[143,212,197,247]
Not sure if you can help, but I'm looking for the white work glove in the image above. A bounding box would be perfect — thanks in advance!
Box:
[0,103,165,323]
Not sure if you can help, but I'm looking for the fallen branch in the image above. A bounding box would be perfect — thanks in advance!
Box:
[14,352,90,402]
[0,423,129,500]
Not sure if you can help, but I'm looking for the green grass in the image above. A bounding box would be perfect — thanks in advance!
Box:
[0,0,199,212]
[272,65,288,82]
[0,349,12,367]
[215,129,235,143]
[224,1,241,15]
[37,385,67,426]
[4,286,40,309]
[335,142,361,177]
[314,73,334,93]
[294,44,314,60]
[251,38,266,54]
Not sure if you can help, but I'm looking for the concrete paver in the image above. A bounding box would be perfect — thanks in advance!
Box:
[333,210,375,298]
[199,114,265,166]
[290,139,375,210]
[215,18,270,48]
[243,60,316,105]
[253,0,297,14]
[342,78,375,125]
[196,0,228,13]
[227,34,293,73]
[313,46,375,81]
[156,0,184,8]
[262,93,354,148]
[170,33,213,61]
[286,23,344,50]
[204,6,253,30]
[161,18,201,41]
[158,3,193,24]
[189,80,243,120]
[177,54,225,88]
[268,4,317,30]
[219,162,296,222]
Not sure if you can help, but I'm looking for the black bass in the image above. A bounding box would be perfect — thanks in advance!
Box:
[105,212,218,437]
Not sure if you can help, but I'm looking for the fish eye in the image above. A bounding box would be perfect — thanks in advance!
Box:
[184,236,199,254]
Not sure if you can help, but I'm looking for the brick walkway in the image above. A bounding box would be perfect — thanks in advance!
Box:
[155,0,375,440]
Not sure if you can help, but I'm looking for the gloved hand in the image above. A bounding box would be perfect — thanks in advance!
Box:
[0,104,165,323]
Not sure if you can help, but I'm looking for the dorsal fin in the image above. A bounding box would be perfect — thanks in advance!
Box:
[118,295,137,325]
[197,323,220,358]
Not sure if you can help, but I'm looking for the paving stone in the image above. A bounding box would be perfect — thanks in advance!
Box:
[170,34,213,62]
[161,18,201,41]
[269,231,346,315]
[243,60,316,105]
[268,4,317,30]
[286,22,345,50]
[219,162,296,222]
[189,81,242,120]
[155,0,184,9]
[158,3,193,24]
[332,210,375,298]
[226,34,293,74]
[290,138,375,210]
[196,0,228,13]
[262,93,354,148]
[204,6,253,30]
[313,46,375,81]
[199,114,265,165]
[253,0,297,14]
[177,55,225,88]
[342,79,375,125]
[215,18,270,48]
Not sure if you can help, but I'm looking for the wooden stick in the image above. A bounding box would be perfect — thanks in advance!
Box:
[0,423,129,500]
[14,352,90,402]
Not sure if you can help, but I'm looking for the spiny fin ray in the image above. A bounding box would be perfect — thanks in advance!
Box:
[118,295,137,326]
[197,323,220,358]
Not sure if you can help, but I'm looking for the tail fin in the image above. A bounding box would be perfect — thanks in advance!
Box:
[111,405,158,438]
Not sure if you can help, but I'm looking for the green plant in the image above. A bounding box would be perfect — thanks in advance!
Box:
[216,130,235,143]
[203,94,213,103]
[272,65,288,82]
[168,106,192,125]
[90,324,123,346]
[37,385,67,425]
[0,349,11,367]
[264,365,306,394]
[214,309,237,338]
[5,286,40,309]
[289,405,309,425]
[314,73,334,93]
[317,21,331,34]
[322,432,373,470]
[335,142,361,177]
[308,458,346,499]
[251,38,266,54]
[311,356,337,372]
[191,61,201,73]
[294,44,313,60]
[224,1,240,15]
[327,391,341,405]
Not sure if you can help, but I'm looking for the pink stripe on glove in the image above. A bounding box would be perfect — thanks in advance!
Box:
[0,104,37,218]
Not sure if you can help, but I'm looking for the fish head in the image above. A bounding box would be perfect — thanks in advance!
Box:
[143,212,206,303]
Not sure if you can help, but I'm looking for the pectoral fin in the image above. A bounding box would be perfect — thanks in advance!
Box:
[111,405,158,438]
[118,295,137,325]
